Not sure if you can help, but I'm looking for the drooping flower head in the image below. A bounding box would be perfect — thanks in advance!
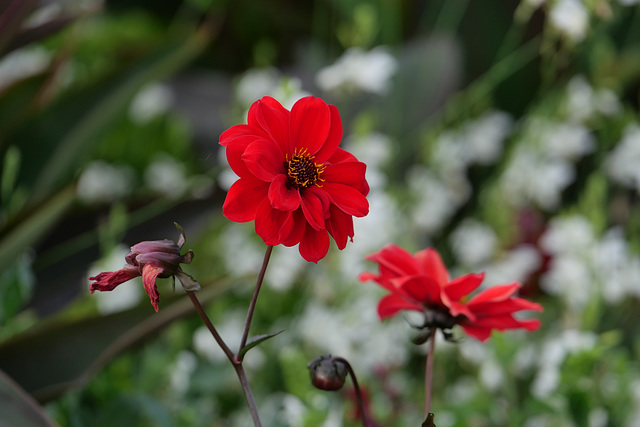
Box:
[220,96,369,263]
[359,244,542,342]
[89,224,200,312]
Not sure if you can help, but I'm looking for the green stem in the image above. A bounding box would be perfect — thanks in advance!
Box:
[424,329,436,417]
[187,291,262,426]
[237,245,274,360]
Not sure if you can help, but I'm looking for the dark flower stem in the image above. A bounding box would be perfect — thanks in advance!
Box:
[331,356,372,427]
[424,329,436,418]
[187,290,262,426]
[238,245,274,360]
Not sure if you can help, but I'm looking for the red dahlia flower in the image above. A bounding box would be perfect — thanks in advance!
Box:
[220,96,369,263]
[359,244,542,342]
[89,226,200,312]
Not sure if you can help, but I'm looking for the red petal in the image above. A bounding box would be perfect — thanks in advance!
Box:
[248,97,290,152]
[468,297,543,316]
[390,275,442,306]
[467,283,521,305]
[365,244,421,277]
[254,199,291,245]
[414,248,450,286]
[141,264,162,312]
[460,323,493,342]
[323,162,369,196]
[289,97,331,155]
[242,139,285,182]
[222,176,269,222]
[298,226,330,263]
[89,266,140,292]
[443,273,485,301]
[377,294,423,319]
[325,205,354,250]
[279,209,306,246]
[314,104,342,163]
[322,182,369,217]
[301,186,330,231]
[327,147,358,164]
[268,174,301,211]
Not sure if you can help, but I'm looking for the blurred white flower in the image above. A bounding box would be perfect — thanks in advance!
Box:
[540,215,595,255]
[129,83,174,124]
[541,254,592,308]
[479,359,504,391]
[605,124,640,192]
[235,67,280,105]
[77,161,135,203]
[532,329,597,398]
[588,408,608,427]
[566,76,621,122]
[450,219,498,267]
[265,245,306,292]
[316,46,398,95]
[550,0,589,42]
[220,224,265,276]
[169,350,197,395]
[462,111,513,165]
[348,132,392,190]
[501,145,575,210]
[409,166,470,234]
[0,47,50,90]
[481,244,542,287]
[542,122,594,160]
[88,245,143,314]
[144,154,187,197]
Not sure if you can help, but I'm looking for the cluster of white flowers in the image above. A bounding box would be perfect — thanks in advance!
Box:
[315,47,398,95]
[235,68,310,111]
[76,161,135,203]
[129,83,175,124]
[501,117,594,210]
[539,215,640,310]
[605,123,640,192]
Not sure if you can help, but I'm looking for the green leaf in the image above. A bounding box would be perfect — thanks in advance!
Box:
[0,369,56,427]
[238,329,285,359]
[0,280,230,403]
[0,185,75,276]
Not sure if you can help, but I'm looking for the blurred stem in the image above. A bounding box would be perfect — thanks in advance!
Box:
[238,245,274,360]
[424,329,436,417]
[187,290,262,426]
[331,356,371,427]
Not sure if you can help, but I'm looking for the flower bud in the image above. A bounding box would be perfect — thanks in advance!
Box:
[308,355,348,391]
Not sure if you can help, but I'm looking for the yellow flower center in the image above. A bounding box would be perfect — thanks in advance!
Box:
[285,149,325,188]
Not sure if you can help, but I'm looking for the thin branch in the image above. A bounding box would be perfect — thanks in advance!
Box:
[424,329,436,417]
[332,356,372,427]
[238,245,274,359]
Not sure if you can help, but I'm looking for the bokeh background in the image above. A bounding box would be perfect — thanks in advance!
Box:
[2,0,640,426]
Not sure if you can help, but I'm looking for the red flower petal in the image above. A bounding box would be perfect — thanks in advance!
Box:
[89,266,140,292]
[325,205,354,250]
[328,147,358,164]
[289,97,331,155]
[268,174,301,211]
[322,182,369,217]
[414,248,450,286]
[467,282,521,305]
[222,176,269,222]
[314,104,342,163]
[301,186,330,231]
[377,294,423,319]
[279,209,306,246]
[254,199,291,245]
[365,244,422,277]
[242,139,285,182]
[249,96,290,152]
[323,162,369,196]
[460,323,493,342]
[468,297,543,316]
[298,226,330,263]
[141,264,163,312]
[390,275,441,306]
[443,273,485,301]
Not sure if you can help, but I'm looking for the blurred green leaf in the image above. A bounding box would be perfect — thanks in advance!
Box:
[0,185,75,276]
[24,33,208,201]
[0,253,35,325]
[0,280,229,403]
[238,329,285,358]
[0,369,56,427]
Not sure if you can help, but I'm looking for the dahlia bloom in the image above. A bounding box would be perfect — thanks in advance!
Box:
[359,244,542,341]
[220,96,369,263]
[89,227,200,312]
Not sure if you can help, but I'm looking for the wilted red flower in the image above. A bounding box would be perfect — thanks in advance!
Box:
[220,96,369,263]
[359,244,542,341]
[89,225,200,312]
